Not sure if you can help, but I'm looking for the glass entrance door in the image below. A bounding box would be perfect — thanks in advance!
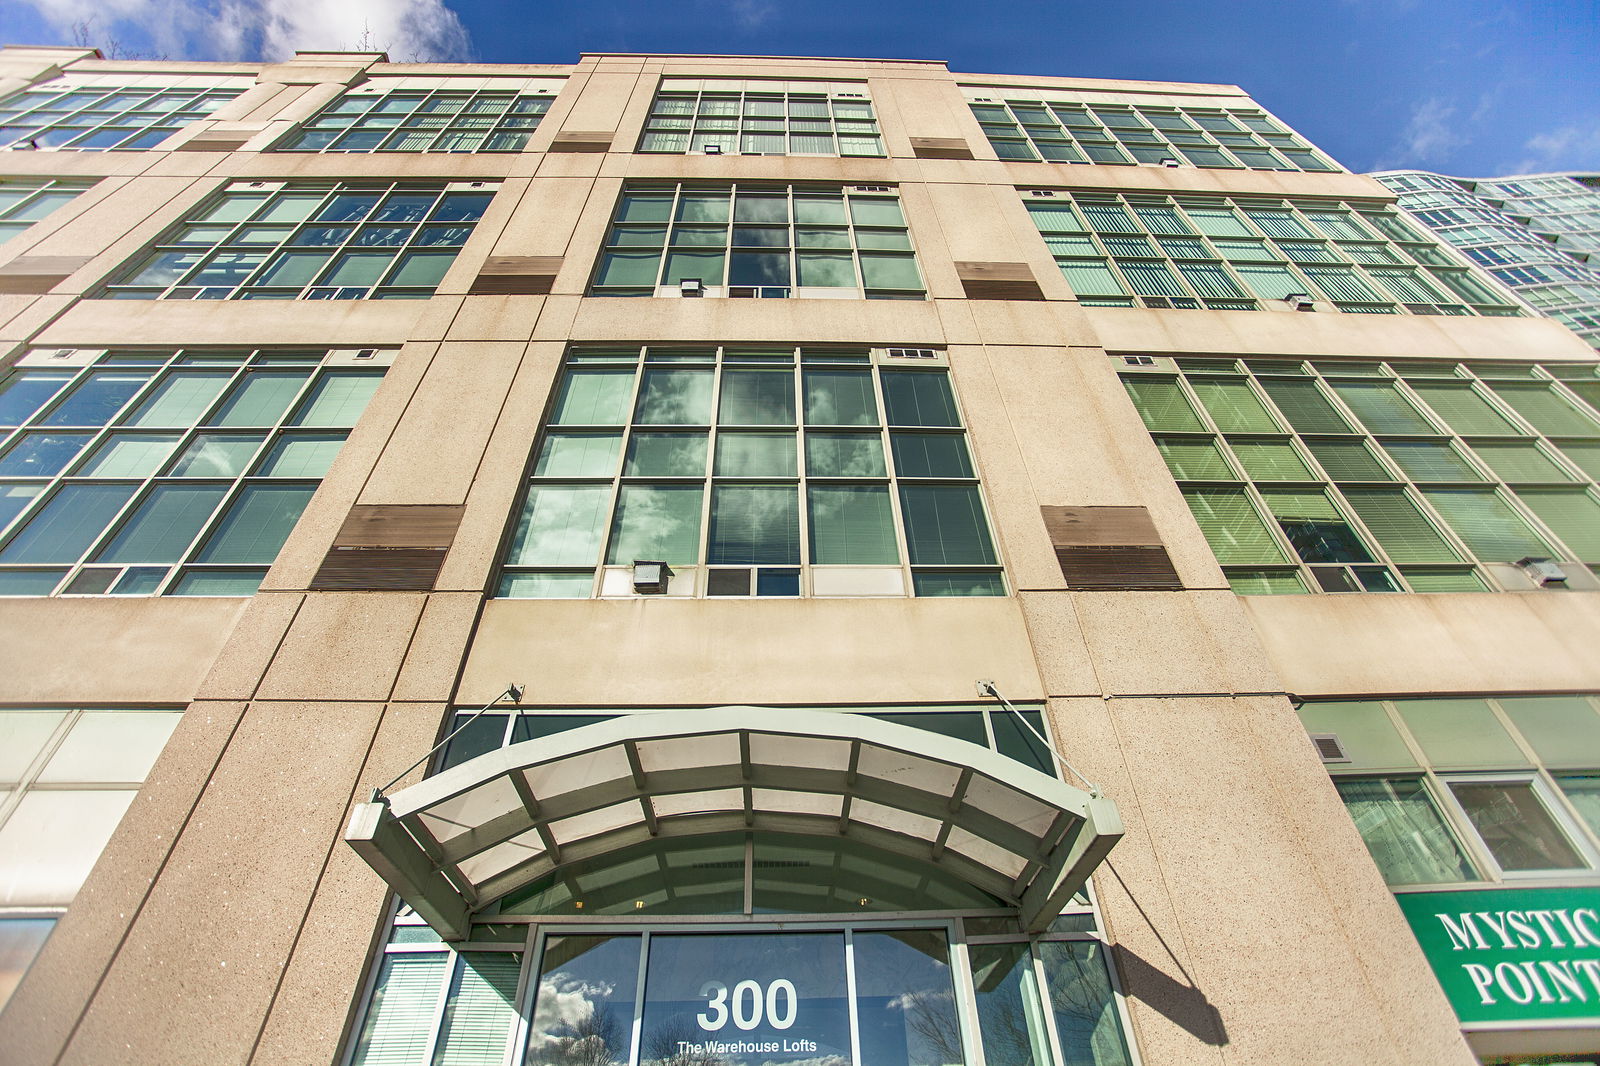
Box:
[525,927,967,1066]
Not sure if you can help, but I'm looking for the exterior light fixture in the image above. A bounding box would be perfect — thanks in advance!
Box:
[632,561,672,593]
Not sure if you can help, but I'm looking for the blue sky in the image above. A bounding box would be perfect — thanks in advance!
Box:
[6,0,1598,177]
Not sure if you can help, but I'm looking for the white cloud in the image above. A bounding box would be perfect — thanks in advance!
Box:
[1374,97,1468,171]
[1507,124,1600,175]
[727,0,777,29]
[19,0,471,62]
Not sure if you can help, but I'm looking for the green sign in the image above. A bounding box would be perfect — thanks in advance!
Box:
[1397,885,1600,1025]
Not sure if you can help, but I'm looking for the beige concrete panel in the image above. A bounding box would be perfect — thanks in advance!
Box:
[410,295,465,342]
[214,82,296,122]
[137,150,237,177]
[1098,695,1476,1065]
[610,68,665,154]
[357,341,527,506]
[531,152,605,179]
[217,152,516,181]
[953,70,1244,97]
[433,340,564,591]
[945,343,1065,590]
[256,593,427,702]
[0,700,249,1066]
[1044,695,1227,1065]
[549,177,620,294]
[960,299,1099,347]
[553,71,646,134]
[459,597,1044,706]
[390,594,484,702]
[566,297,946,344]
[444,295,546,342]
[1014,595,1100,697]
[433,178,530,297]
[1241,591,1600,697]
[0,175,136,261]
[194,592,306,702]
[259,61,377,86]
[489,177,598,259]
[896,180,962,299]
[257,82,335,124]
[611,154,900,184]
[248,701,447,1066]
[1084,305,1595,361]
[873,75,972,155]
[0,293,73,346]
[1070,591,1284,697]
[977,345,1226,588]
[262,342,439,589]
[529,294,581,342]
[34,298,427,349]
[0,597,248,705]
[56,701,386,1066]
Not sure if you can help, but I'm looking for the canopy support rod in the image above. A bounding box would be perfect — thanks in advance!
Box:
[371,684,523,800]
[976,680,1101,797]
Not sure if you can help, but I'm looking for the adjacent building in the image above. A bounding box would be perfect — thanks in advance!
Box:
[0,44,1597,1066]
[1372,169,1600,349]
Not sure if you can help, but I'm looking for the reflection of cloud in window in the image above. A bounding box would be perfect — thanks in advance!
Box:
[529,974,624,1063]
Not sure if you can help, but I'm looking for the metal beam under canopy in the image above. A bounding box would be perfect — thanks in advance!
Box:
[345,706,1123,938]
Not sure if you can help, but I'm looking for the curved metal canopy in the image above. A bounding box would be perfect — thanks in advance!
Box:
[346,706,1122,938]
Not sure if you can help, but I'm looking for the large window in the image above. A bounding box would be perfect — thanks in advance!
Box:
[1024,191,1519,317]
[0,179,93,244]
[638,82,883,156]
[0,706,183,1008]
[274,80,560,153]
[0,346,388,597]
[99,181,497,300]
[1121,356,1600,594]
[1300,695,1600,888]
[0,82,245,151]
[497,345,1002,598]
[970,95,1338,172]
[591,184,923,299]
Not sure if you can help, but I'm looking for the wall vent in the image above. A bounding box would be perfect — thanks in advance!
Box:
[956,262,1046,301]
[1310,733,1350,763]
[886,347,937,360]
[851,185,891,193]
[1123,355,1154,366]
[310,504,464,591]
[469,256,561,296]
[548,131,612,153]
[1041,505,1183,590]
[1028,189,1056,197]
[911,137,974,160]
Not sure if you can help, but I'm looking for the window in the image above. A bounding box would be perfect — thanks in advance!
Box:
[1024,192,1520,316]
[1121,357,1600,593]
[1300,696,1600,887]
[0,82,245,151]
[0,179,93,243]
[274,80,560,153]
[968,96,1338,172]
[497,345,1001,598]
[0,347,388,597]
[639,82,883,156]
[591,184,923,298]
[0,706,183,1008]
[99,181,496,300]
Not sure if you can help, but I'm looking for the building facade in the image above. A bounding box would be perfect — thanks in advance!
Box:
[1372,169,1600,350]
[0,44,1597,1066]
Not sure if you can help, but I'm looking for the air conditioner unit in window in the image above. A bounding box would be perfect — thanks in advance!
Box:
[1284,293,1315,311]
[631,561,672,594]
[1160,157,1180,167]
[680,279,704,297]
[1517,557,1568,586]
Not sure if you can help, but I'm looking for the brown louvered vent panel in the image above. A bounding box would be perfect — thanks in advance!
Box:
[911,136,974,160]
[176,132,252,152]
[0,256,91,295]
[470,256,561,295]
[1041,505,1182,590]
[548,131,612,153]
[956,261,1045,301]
[310,504,464,591]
